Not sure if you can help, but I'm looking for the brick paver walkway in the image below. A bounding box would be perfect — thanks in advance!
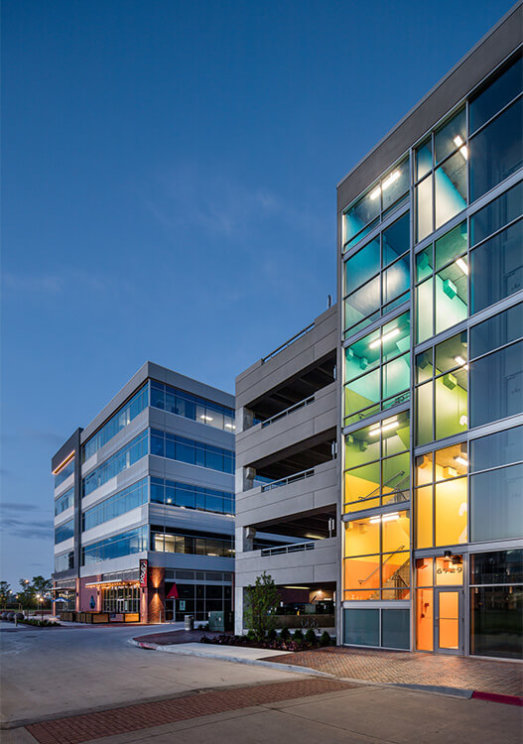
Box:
[266,647,523,696]
[26,678,355,744]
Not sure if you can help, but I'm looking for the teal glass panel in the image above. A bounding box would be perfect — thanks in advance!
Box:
[344,218,379,252]
[382,212,410,266]
[416,381,433,445]
[435,108,466,164]
[416,278,433,342]
[383,254,410,305]
[344,276,381,331]
[344,192,380,244]
[416,138,432,181]
[381,158,409,214]
[434,151,467,230]
[345,330,380,382]
[435,221,467,270]
[435,263,468,335]
[383,353,410,402]
[345,368,380,417]
[382,609,410,649]
[382,311,410,363]
[344,238,380,295]
[416,245,433,281]
[344,608,379,646]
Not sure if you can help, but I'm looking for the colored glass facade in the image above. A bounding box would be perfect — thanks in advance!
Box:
[340,50,522,658]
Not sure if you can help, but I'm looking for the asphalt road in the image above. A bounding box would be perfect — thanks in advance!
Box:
[0,622,298,727]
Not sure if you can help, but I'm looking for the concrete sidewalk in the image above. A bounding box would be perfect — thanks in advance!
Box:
[5,680,522,744]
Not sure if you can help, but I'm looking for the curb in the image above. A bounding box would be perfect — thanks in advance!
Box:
[129,638,333,678]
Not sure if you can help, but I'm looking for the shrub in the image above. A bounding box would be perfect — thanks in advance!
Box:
[304,628,317,645]
[280,627,291,641]
[266,628,277,641]
[319,631,332,646]
[293,629,304,641]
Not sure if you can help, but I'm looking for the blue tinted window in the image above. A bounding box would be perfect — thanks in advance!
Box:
[470,303,522,358]
[470,425,523,473]
[149,380,234,431]
[469,98,523,203]
[471,181,522,247]
[83,430,148,496]
[150,429,235,475]
[55,519,74,544]
[470,220,522,314]
[470,341,523,428]
[54,457,75,488]
[382,213,410,266]
[471,464,523,542]
[82,478,148,532]
[55,487,74,515]
[83,384,148,461]
[469,56,522,134]
[82,526,148,566]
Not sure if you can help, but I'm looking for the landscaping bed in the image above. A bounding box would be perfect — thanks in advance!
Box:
[201,628,334,652]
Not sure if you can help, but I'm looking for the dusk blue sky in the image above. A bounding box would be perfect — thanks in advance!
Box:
[1,0,514,587]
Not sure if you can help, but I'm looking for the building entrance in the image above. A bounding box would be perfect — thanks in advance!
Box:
[415,555,464,654]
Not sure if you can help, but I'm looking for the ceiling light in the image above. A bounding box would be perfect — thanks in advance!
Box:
[454,355,469,370]
[454,456,468,467]
[200,414,213,422]
[369,418,398,436]
[224,423,236,429]
[456,257,469,275]
[382,170,400,190]
[369,327,400,349]
[453,135,468,160]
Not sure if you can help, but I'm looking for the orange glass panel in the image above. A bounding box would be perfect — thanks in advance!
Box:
[345,519,380,557]
[439,619,459,649]
[415,486,433,548]
[343,589,379,600]
[434,478,468,546]
[416,452,433,485]
[344,555,380,591]
[435,556,464,585]
[416,557,433,587]
[416,588,434,650]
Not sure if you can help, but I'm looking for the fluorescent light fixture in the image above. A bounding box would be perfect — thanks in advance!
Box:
[454,355,469,370]
[382,170,400,190]
[200,414,213,422]
[453,135,468,160]
[369,417,398,436]
[456,257,469,275]
[369,512,399,524]
[369,170,401,201]
[224,423,236,429]
[369,327,400,349]
[454,456,468,467]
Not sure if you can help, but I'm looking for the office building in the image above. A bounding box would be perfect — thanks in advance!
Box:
[52,362,235,623]
[338,6,522,657]
[234,307,339,635]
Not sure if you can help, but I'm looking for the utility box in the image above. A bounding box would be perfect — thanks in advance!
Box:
[208,611,233,632]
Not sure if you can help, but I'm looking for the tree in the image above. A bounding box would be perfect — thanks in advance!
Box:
[244,571,280,642]
[0,581,11,606]
[17,576,53,609]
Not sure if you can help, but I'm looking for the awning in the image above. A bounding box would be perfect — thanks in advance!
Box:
[166,583,179,599]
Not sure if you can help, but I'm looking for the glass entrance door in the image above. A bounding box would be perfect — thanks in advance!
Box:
[435,589,462,654]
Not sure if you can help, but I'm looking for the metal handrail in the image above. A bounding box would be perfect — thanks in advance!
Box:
[358,544,405,584]
[261,396,315,429]
[261,323,315,364]
[359,470,406,501]
[261,541,315,557]
[261,467,315,492]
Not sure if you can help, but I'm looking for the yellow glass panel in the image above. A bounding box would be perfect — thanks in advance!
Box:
[416,557,433,587]
[415,486,433,548]
[382,511,410,553]
[434,375,468,441]
[435,478,468,545]
[344,555,380,592]
[435,556,464,585]
[434,442,468,481]
[416,453,433,485]
[345,519,380,557]
[344,464,380,511]
[416,588,434,651]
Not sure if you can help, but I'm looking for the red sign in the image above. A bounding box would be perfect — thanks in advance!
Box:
[139,559,148,587]
[166,583,179,599]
